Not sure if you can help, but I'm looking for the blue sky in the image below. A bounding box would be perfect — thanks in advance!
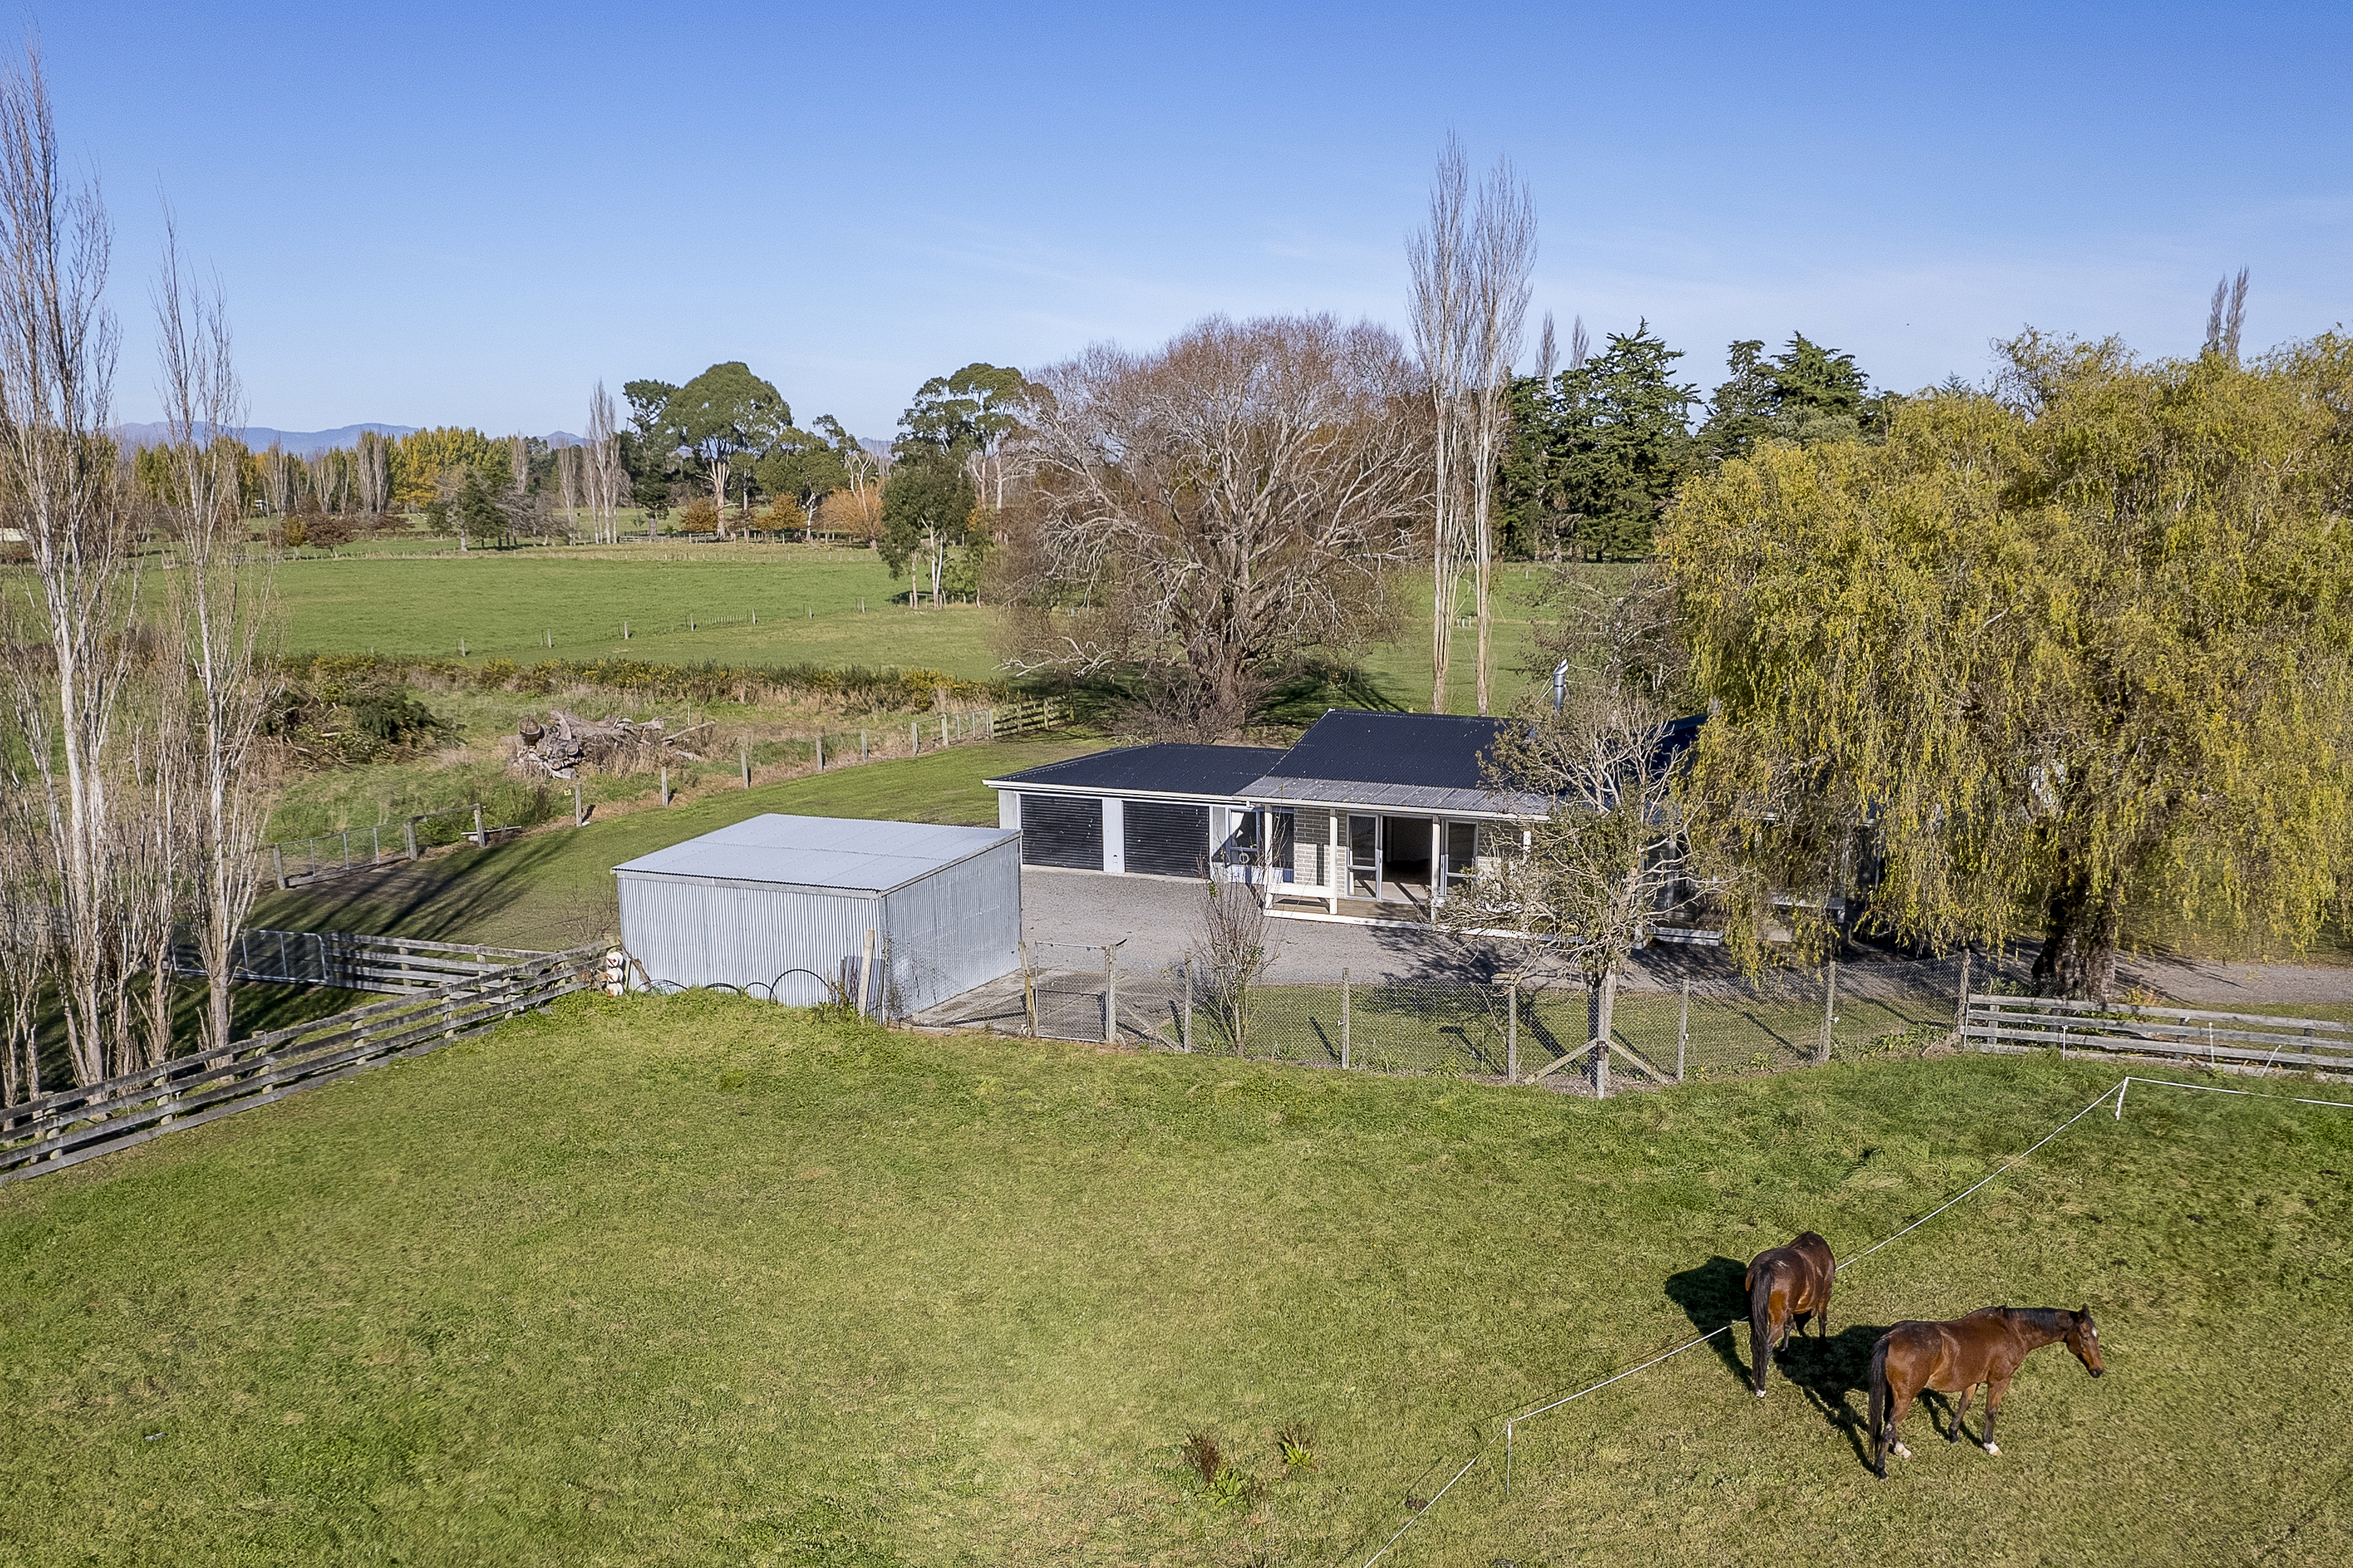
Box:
[46,1,2352,441]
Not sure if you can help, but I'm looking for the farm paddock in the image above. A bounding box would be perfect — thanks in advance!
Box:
[0,994,2343,1566]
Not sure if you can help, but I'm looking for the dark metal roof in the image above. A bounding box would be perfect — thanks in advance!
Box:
[1258,711,1511,790]
[987,743,1289,799]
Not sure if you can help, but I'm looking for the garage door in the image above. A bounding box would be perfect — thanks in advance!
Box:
[1122,800,1209,878]
[1018,794,1104,869]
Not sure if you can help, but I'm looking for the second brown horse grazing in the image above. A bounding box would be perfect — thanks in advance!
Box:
[1744,1231,1835,1396]
[1868,1306,2104,1477]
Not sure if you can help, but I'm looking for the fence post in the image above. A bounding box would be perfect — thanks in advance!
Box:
[405,817,419,860]
[911,720,919,755]
[1955,950,1973,1047]
[816,734,824,771]
[1677,978,1690,1083]
[1020,942,1035,1037]
[1340,968,1351,1069]
[573,780,584,826]
[660,766,670,806]
[1104,948,1118,1046]
[1504,981,1518,1082]
[1181,957,1193,1052]
[472,803,485,846]
[1595,1035,1609,1100]
[740,740,751,788]
[1818,959,1837,1064]
[272,845,287,890]
[857,928,877,1019]
[861,729,867,762]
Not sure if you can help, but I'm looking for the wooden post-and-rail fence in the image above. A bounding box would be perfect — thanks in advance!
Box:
[1961,993,2353,1081]
[170,929,553,995]
[0,946,602,1186]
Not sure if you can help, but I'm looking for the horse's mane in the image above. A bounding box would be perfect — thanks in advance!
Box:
[2006,1306,2078,1335]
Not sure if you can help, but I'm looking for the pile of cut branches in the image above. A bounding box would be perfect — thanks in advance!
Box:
[511,711,708,779]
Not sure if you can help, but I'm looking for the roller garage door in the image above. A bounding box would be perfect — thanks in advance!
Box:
[1122,800,1210,878]
[1017,794,1104,869]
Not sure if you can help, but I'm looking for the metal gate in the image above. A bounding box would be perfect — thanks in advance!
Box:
[1122,800,1209,879]
[1016,794,1103,869]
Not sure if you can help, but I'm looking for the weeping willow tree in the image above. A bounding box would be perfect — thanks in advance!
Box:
[1660,330,2353,999]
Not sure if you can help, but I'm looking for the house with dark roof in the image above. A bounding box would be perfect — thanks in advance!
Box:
[986,710,1547,925]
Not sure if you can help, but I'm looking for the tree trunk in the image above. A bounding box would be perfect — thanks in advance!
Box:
[1587,965,1620,1093]
[2031,871,2123,1001]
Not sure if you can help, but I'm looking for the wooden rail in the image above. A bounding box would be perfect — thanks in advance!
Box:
[1961,993,2353,1079]
[172,929,552,994]
[0,947,600,1184]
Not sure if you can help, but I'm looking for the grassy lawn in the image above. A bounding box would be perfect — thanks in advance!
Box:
[249,738,1104,951]
[0,999,2341,1565]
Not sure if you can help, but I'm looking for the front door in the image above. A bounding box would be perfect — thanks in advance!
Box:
[1348,815,1378,898]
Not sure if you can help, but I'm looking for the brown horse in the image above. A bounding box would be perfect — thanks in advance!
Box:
[1868,1305,2104,1477]
[1744,1231,1835,1396]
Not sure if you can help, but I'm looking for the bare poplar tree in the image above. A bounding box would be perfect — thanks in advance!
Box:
[584,381,622,544]
[1536,311,1557,384]
[556,440,582,544]
[304,450,335,514]
[154,216,278,1058]
[122,682,193,1071]
[0,45,135,1085]
[0,780,50,1104]
[261,438,290,515]
[2203,267,2249,362]
[354,427,389,514]
[1407,136,1471,713]
[1464,156,1536,716]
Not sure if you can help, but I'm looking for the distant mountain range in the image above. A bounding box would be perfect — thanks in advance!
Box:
[111,422,587,455]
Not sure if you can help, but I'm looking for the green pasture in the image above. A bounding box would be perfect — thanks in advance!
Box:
[264,546,1009,682]
[253,545,1560,715]
[250,738,1104,951]
[0,1002,2340,1565]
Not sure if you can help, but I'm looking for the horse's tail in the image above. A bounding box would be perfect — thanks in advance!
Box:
[1749,1268,1777,1393]
[1867,1333,1892,1450]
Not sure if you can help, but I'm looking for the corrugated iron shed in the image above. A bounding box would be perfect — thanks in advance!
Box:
[613,815,1020,1014]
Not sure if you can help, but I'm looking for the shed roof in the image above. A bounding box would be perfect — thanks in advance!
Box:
[987,743,1287,799]
[613,814,1017,894]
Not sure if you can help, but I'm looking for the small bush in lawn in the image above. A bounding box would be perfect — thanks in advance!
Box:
[1177,1432,1263,1505]
[1275,1421,1315,1470]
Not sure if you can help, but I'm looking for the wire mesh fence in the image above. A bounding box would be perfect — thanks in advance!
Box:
[1122,966,1959,1095]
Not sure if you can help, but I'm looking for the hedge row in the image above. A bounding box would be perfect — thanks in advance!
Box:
[276,653,1013,711]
